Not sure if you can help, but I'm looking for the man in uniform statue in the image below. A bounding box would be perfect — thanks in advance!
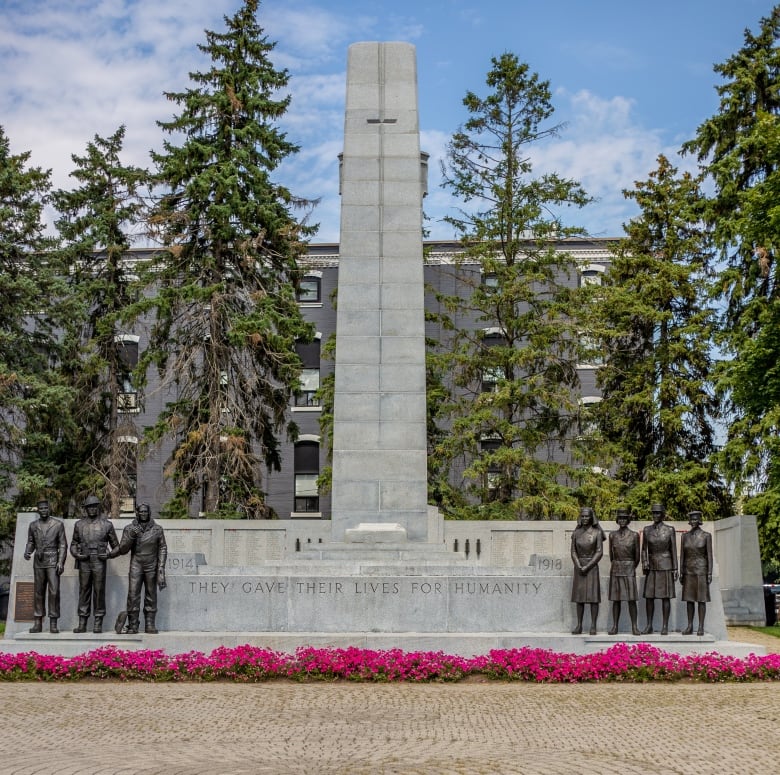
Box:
[111,503,167,634]
[23,499,67,633]
[640,502,678,635]
[70,495,119,633]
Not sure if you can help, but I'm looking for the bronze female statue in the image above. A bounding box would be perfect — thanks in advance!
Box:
[679,510,713,636]
[570,506,604,635]
[607,507,640,636]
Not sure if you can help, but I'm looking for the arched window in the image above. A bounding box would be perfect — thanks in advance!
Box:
[117,435,138,513]
[294,438,320,513]
[481,329,506,393]
[480,435,502,502]
[579,264,606,287]
[297,272,322,303]
[295,334,321,407]
[115,335,140,412]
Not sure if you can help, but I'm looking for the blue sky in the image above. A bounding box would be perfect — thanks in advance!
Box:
[0,0,773,242]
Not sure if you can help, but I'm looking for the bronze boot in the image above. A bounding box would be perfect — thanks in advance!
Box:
[29,617,43,633]
[144,613,158,634]
[49,618,59,634]
[92,616,103,634]
[127,614,139,635]
[73,616,88,633]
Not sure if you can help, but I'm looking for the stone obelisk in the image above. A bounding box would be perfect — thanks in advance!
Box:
[330,42,430,542]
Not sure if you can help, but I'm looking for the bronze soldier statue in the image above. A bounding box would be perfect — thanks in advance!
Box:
[111,503,167,634]
[607,507,640,636]
[640,503,678,635]
[679,510,713,636]
[23,500,67,633]
[70,495,119,633]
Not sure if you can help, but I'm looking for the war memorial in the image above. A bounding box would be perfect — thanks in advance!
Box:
[1,43,766,658]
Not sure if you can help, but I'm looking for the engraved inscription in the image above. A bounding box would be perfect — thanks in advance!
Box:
[166,529,212,558]
[491,532,531,567]
[224,529,284,565]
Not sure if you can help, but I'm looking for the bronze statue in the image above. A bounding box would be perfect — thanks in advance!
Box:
[570,506,604,635]
[608,507,640,636]
[110,504,167,634]
[23,500,67,633]
[679,510,713,636]
[70,495,119,633]
[640,502,678,635]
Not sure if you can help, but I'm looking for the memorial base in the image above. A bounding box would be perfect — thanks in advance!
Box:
[0,630,763,659]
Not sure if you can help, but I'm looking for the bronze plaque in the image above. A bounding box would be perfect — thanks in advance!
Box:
[14,581,35,621]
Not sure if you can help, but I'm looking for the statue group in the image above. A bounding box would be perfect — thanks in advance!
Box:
[23,497,167,635]
[570,504,713,637]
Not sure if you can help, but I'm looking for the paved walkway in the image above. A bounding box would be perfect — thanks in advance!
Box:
[0,628,777,775]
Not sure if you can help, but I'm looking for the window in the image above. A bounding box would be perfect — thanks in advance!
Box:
[579,264,606,287]
[577,396,602,440]
[480,437,502,502]
[481,330,506,393]
[482,272,498,290]
[294,439,320,513]
[116,336,140,413]
[577,333,603,368]
[295,337,321,407]
[481,366,505,393]
[297,274,322,303]
[117,436,138,513]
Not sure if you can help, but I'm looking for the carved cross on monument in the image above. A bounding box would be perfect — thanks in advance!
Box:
[330,42,430,543]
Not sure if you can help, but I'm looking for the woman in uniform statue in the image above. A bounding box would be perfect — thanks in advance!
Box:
[679,510,713,636]
[570,506,605,635]
[607,507,641,636]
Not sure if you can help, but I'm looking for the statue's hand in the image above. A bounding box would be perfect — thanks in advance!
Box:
[707,575,712,585]
[107,548,119,559]
[56,564,64,576]
[158,571,167,591]
[673,572,678,582]
[23,552,31,561]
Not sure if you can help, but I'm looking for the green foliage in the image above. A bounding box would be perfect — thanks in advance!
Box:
[683,7,780,561]
[51,126,151,516]
[140,0,315,517]
[590,155,729,519]
[0,125,69,510]
[432,53,593,519]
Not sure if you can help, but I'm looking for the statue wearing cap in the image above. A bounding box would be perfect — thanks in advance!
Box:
[607,507,640,636]
[679,510,713,635]
[69,495,119,633]
[640,502,678,635]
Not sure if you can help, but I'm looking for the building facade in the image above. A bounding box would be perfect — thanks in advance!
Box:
[113,238,614,520]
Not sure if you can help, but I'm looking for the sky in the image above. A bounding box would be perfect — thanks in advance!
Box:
[0,0,774,243]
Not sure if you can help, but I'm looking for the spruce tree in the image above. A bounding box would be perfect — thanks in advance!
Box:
[683,7,780,557]
[591,155,729,519]
[140,0,314,518]
[52,126,151,516]
[431,53,592,520]
[0,126,66,546]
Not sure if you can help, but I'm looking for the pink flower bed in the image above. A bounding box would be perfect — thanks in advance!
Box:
[1,643,778,682]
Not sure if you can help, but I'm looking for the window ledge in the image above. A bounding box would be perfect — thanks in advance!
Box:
[291,406,322,413]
